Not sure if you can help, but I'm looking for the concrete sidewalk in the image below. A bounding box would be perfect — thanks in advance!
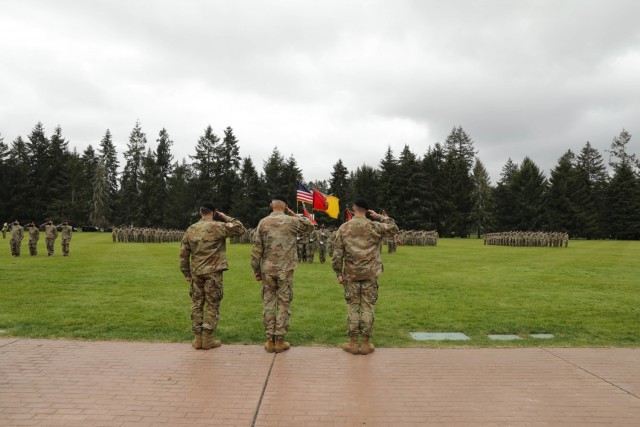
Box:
[1,338,639,426]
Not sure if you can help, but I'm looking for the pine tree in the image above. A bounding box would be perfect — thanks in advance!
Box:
[394,146,423,229]
[608,160,640,240]
[576,142,609,238]
[191,125,220,202]
[262,148,301,206]
[47,126,71,221]
[511,157,548,230]
[215,127,241,212]
[98,129,119,213]
[348,165,379,217]
[421,144,446,232]
[494,158,519,231]
[119,121,147,225]
[471,158,495,237]
[26,122,50,220]
[0,133,10,219]
[546,151,577,233]
[377,146,398,216]
[232,157,265,227]
[165,159,197,229]
[138,148,161,226]
[89,162,110,228]
[329,159,350,221]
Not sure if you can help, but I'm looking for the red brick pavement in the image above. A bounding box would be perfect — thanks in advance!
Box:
[1,338,639,426]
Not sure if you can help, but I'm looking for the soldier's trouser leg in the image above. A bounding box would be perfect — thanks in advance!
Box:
[319,247,326,264]
[262,271,293,338]
[46,238,54,255]
[344,279,378,337]
[306,247,314,263]
[190,272,224,334]
[29,241,37,256]
[10,240,20,256]
[62,239,70,256]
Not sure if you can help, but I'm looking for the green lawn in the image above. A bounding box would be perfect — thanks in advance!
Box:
[1,233,638,347]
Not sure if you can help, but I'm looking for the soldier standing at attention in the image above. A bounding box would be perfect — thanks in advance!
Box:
[9,220,24,257]
[60,221,72,256]
[2,222,7,239]
[332,199,398,355]
[43,220,58,256]
[27,222,39,256]
[180,202,246,350]
[318,225,328,264]
[251,195,314,353]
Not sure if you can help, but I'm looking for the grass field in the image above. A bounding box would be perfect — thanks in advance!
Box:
[1,233,638,347]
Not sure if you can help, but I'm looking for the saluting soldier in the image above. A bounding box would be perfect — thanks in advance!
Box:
[180,202,246,350]
[60,221,72,256]
[9,220,24,257]
[27,222,39,256]
[43,220,58,256]
[251,195,314,353]
[332,199,398,355]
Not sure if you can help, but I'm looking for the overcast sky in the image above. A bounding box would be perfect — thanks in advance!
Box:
[1,0,639,183]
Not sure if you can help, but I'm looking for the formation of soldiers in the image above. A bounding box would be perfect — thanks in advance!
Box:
[5,220,73,256]
[392,229,439,249]
[484,231,569,247]
[112,227,184,243]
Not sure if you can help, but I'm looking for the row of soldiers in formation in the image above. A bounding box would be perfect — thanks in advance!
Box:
[112,227,184,243]
[3,220,73,256]
[484,231,570,247]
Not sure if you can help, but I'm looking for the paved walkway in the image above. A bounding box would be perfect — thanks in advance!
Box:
[1,338,639,426]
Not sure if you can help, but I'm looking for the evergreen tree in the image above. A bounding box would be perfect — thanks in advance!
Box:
[511,157,548,230]
[607,160,640,240]
[470,158,495,237]
[98,129,119,215]
[0,133,10,219]
[6,136,30,220]
[329,159,350,221]
[441,127,476,237]
[421,144,446,232]
[232,157,265,227]
[546,151,577,233]
[26,122,50,220]
[79,145,99,222]
[377,146,398,216]
[348,165,379,217]
[215,127,241,212]
[191,125,220,202]
[494,158,519,231]
[608,128,638,168]
[165,159,197,229]
[262,148,301,206]
[89,162,110,228]
[138,148,162,226]
[119,121,147,225]
[63,149,87,225]
[47,126,71,221]
[394,146,423,229]
[576,142,609,238]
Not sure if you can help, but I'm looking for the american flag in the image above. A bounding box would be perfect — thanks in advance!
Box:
[296,182,313,204]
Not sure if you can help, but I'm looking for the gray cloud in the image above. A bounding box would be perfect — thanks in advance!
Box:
[1,0,638,183]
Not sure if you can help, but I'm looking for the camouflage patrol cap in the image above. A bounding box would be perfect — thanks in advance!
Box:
[271,195,288,205]
[200,201,216,212]
[353,198,369,210]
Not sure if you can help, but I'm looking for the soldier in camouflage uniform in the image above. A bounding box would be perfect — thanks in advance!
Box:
[251,195,314,353]
[10,221,24,257]
[43,220,58,256]
[306,227,318,263]
[180,202,246,350]
[318,225,328,264]
[2,222,7,239]
[60,222,72,256]
[332,199,398,355]
[27,222,39,256]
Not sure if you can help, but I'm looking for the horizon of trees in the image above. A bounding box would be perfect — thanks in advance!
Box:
[1,122,639,240]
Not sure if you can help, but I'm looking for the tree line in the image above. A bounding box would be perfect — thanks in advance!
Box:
[0,123,638,239]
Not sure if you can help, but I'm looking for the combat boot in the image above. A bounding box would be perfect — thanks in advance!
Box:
[360,335,375,355]
[192,333,202,350]
[264,336,275,353]
[342,335,359,355]
[274,336,290,353]
[201,331,221,350]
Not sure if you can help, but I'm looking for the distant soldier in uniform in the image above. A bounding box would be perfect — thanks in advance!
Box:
[42,220,58,256]
[27,222,39,256]
[2,222,7,239]
[318,225,328,264]
[9,220,24,257]
[251,195,314,353]
[306,227,318,263]
[332,199,398,355]
[60,221,72,256]
[180,202,246,350]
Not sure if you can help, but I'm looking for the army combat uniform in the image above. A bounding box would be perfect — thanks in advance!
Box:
[10,223,24,257]
[60,224,72,256]
[251,211,314,347]
[332,213,398,353]
[44,223,58,256]
[28,224,39,256]
[180,213,246,344]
